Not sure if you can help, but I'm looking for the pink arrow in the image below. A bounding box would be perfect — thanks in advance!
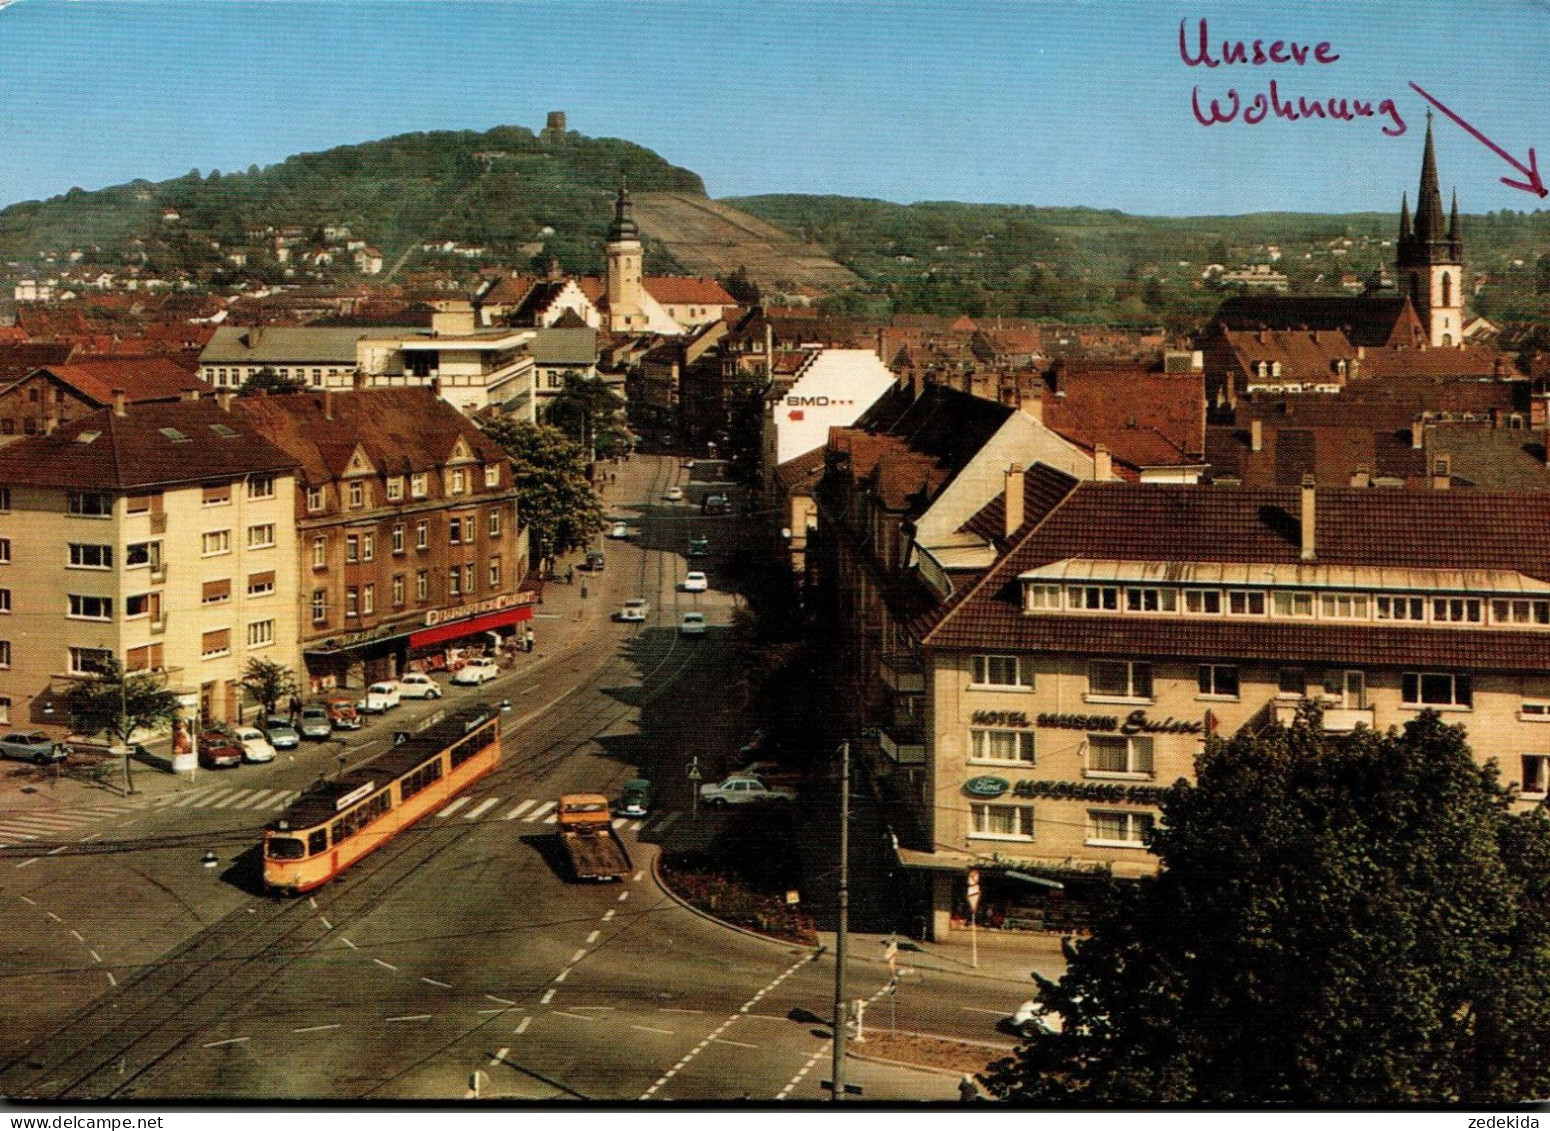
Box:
[1410,81,1547,198]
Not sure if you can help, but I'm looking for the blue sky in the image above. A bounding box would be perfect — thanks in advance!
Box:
[0,0,1546,216]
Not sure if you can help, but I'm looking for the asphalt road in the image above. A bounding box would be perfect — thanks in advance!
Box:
[0,455,1025,1103]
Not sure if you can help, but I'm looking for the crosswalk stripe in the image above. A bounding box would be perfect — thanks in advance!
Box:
[611,817,626,829]
[172,787,220,808]
[239,789,281,809]
[0,814,83,830]
[271,791,299,808]
[464,798,500,821]
[542,811,559,824]
[504,800,537,821]
[0,828,39,840]
[213,789,262,810]
[200,789,242,808]
[628,820,641,832]
[528,801,557,822]
[436,797,472,819]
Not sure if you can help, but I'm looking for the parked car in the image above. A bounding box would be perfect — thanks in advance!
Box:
[679,611,707,636]
[198,730,243,769]
[358,681,402,713]
[698,774,797,807]
[681,571,708,592]
[617,597,649,622]
[0,731,66,765]
[586,550,606,571]
[688,535,709,557]
[452,658,500,686]
[702,494,730,515]
[298,705,333,741]
[664,486,684,502]
[618,778,653,818]
[741,760,802,788]
[608,521,630,539]
[327,695,361,730]
[232,725,277,764]
[263,716,300,750]
[397,672,443,700]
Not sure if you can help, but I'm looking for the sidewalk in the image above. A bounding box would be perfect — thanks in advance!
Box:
[817,924,1067,986]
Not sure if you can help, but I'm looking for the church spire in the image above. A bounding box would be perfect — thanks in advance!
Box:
[608,173,639,243]
[1399,192,1411,239]
[1415,112,1447,243]
[1448,189,1461,242]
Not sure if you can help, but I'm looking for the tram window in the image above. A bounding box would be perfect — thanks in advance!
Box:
[450,722,493,768]
[268,836,305,860]
[308,828,328,855]
[400,758,443,802]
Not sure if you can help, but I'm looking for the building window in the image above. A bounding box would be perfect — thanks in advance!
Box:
[416,570,428,601]
[1278,668,1307,697]
[1088,734,1155,777]
[0,589,10,614]
[1320,593,1369,619]
[311,590,327,623]
[307,486,325,512]
[348,480,364,509]
[201,482,232,507]
[68,544,113,569]
[489,556,500,588]
[1184,590,1222,614]
[969,802,1035,841]
[1272,591,1315,617]
[416,521,428,550]
[387,477,404,501]
[362,584,375,615]
[1227,590,1266,615]
[1493,599,1550,626]
[411,473,428,498]
[1088,660,1152,701]
[345,535,359,563]
[484,464,500,488]
[1431,597,1483,624]
[1125,587,1177,613]
[69,646,112,675]
[201,578,232,605]
[247,474,275,500]
[1024,583,1061,611]
[449,517,462,545]
[1197,664,1240,699]
[1521,755,1550,797]
[247,523,276,549]
[449,569,461,597]
[247,570,276,597]
[1087,810,1155,847]
[0,537,9,564]
[392,574,405,607]
[126,493,159,515]
[1069,585,1119,611]
[1402,672,1472,708]
[969,728,1035,765]
[68,492,112,517]
[969,654,1033,689]
[248,619,275,648]
[488,509,501,538]
[392,523,405,554]
[451,468,467,495]
[313,536,328,569]
[1376,595,1425,621]
[346,586,359,617]
[0,488,10,511]
[125,541,155,568]
[67,594,112,620]
[201,628,231,658]
[362,532,375,561]
[202,530,231,557]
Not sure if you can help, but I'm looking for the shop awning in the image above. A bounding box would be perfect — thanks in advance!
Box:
[409,604,532,650]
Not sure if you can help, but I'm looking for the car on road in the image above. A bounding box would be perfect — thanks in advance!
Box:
[264,716,300,750]
[702,494,730,515]
[679,611,707,636]
[232,725,277,764]
[608,521,630,539]
[357,681,403,713]
[664,486,684,502]
[451,658,500,686]
[741,760,803,788]
[618,778,652,818]
[298,705,333,741]
[617,597,649,622]
[0,731,66,765]
[198,729,243,769]
[698,774,797,807]
[681,571,708,592]
[586,550,606,571]
[327,695,361,730]
[688,535,709,557]
[397,672,443,700]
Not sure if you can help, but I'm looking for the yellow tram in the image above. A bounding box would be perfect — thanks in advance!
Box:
[263,704,501,895]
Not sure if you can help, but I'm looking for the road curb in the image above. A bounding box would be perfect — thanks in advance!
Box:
[846,1029,1016,1079]
[649,850,813,957]
[822,939,1045,987]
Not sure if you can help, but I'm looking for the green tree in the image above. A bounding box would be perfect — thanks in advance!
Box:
[479,417,605,561]
[541,375,629,460]
[240,657,298,719]
[238,366,307,396]
[720,265,761,306]
[61,656,181,795]
[983,709,1550,1104]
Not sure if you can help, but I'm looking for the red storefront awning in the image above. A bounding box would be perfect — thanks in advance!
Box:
[408,604,532,650]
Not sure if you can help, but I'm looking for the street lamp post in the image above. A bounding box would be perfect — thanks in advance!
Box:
[831,739,850,1102]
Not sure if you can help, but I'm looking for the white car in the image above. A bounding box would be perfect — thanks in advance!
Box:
[618,598,649,622]
[698,774,796,806]
[451,658,500,686]
[357,681,402,713]
[680,611,707,636]
[232,725,277,764]
[397,672,443,700]
[608,521,630,539]
[681,571,708,592]
[664,486,684,502]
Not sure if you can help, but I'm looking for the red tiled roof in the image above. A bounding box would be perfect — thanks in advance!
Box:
[1213,295,1423,348]
[1359,345,1520,379]
[39,358,205,405]
[1042,365,1205,460]
[961,464,1080,548]
[775,445,828,493]
[643,277,738,306]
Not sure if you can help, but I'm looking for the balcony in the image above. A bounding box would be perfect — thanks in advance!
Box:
[879,724,926,765]
[879,654,924,694]
[1273,700,1374,732]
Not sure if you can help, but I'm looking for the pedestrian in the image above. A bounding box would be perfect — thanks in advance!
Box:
[565,565,574,585]
[524,627,535,653]
[288,693,302,722]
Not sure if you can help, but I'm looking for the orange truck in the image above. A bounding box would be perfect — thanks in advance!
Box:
[556,793,632,881]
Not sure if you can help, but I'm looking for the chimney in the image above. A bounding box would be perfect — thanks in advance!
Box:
[1432,454,1452,490]
[182,387,200,402]
[1411,422,1425,449]
[1350,464,1371,488]
[323,391,334,421]
[217,391,233,412]
[112,388,126,418]
[1020,390,1044,423]
[1250,419,1263,452]
[430,376,442,400]
[1094,443,1112,482]
[1300,474,1317,562]
[1004,465,1025,539]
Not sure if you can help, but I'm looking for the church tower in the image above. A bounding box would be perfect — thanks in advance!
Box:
[604,177,645,333]
[1396,115,1465,347]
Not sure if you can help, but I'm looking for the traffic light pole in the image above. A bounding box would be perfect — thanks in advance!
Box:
[831,739,850,1102]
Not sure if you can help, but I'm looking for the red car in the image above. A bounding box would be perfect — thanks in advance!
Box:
[198,729,243,769]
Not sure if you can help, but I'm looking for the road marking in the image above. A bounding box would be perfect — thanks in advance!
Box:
[529,801,557,822]
[69,929,83,941]
[503,800,537,820]
[213,789,261,810]
[488,1047,508,1066]
[660,1008,703,1014]
[15,858,39,869]
[633,870,644,882]
[294,1024,342,1033]
[464,797,500,821]
[550,1011,596,1022]
[15,894,34,905]
[713,1037,759,1049]
[542,812,559,825]
[570,949,587,964]
[436,796,472,819]
[477,1008,515,1015]
[198,789,241,808]
[89,950,101,963]
[554,967,570,982]
[45,910,61,921]
[373,958,398,971]
[585,930,600,945]
[540,989,556,1005]
[241,789,283,809]
[632,1025,674,1035]
[106,971,116,986]
[422,977,452,988]
[514,1017,531,1035]
[570,1005,613,1011]
[486,994,516,1006]
[171,789,216,808]
[308,896,318,910]
[384,1014,431,1023]
[960,1006,1010,1016]
[318,917,332,931]
[47,845,68,856]
[778,1047,828,1100]
[341,938,358,950]
[602,909,616,921]
[272,791,301,808]
[611,818,626,829]
[203,1037,250,1048]
[78,832,101,843]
